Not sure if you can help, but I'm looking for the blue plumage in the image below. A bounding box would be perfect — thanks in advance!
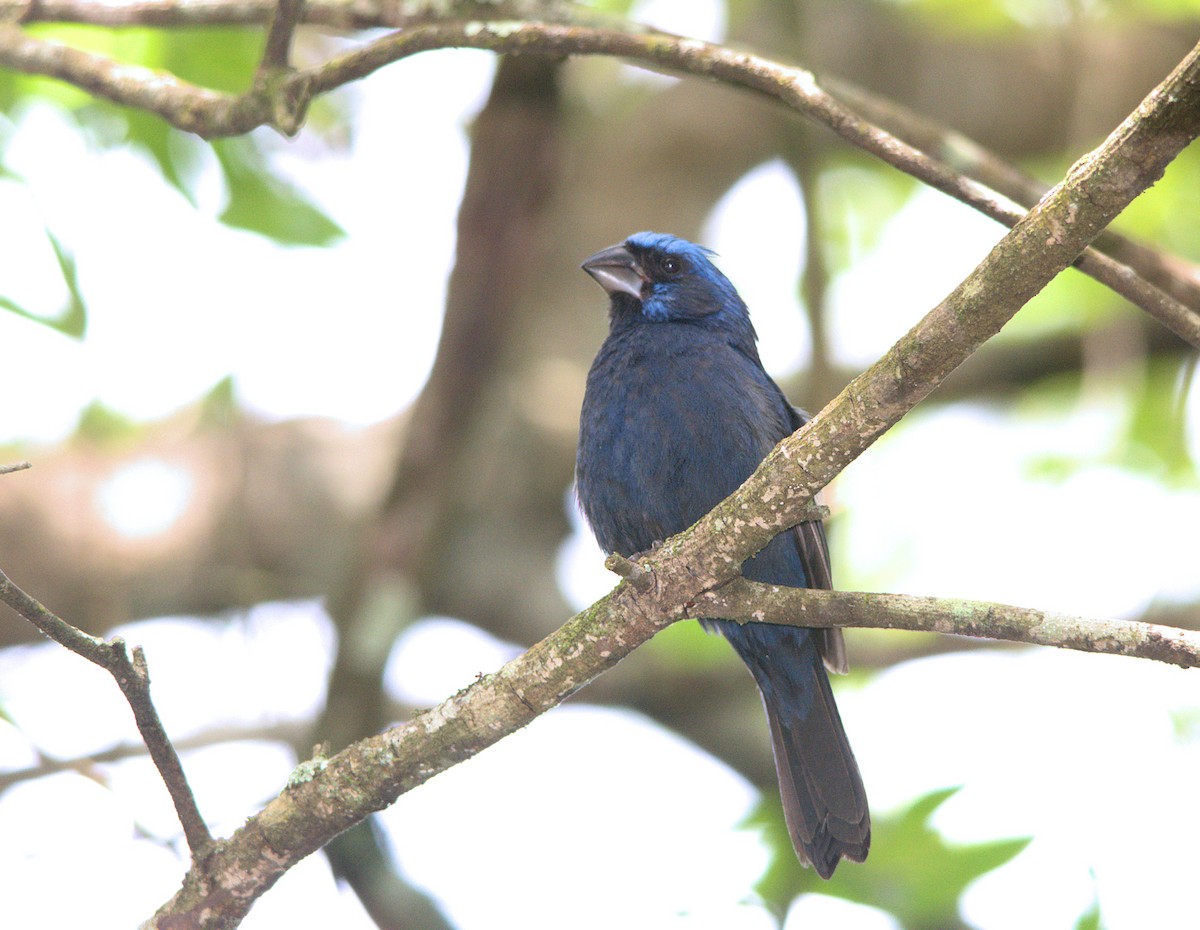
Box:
[575,232,870,877]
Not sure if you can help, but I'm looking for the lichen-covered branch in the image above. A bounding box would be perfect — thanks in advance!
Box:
[0,567,214,855]
[1,9,1198,336]
[143,580,663,929]
[134,37,1200,929]
[698,580,1200,668]
[824,75,1200,318]
[649,38,1200,588]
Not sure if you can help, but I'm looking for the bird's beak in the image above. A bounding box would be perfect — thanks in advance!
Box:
[581,244,645,300]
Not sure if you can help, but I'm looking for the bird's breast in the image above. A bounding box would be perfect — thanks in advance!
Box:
[577,333,782,554]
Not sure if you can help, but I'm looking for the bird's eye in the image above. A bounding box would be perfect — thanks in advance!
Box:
[661,257,681,275]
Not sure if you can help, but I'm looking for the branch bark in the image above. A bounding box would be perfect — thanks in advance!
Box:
[0,567,214,855]
[699,581,1200,668]
[1,8,1198,338]
[316,53,563,930]
[824,75,1200,317]
[129,36,1200,929]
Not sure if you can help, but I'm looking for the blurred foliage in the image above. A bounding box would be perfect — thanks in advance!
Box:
[640,614,747,669]
[20,24,262,94]
[1017,355,1197,485]
[589,0,639,14]
[1170,705,1200,741]
[877,0,1033,33]
[1023,145,1200,268]
[212,137,345,246]
[1113,143,1200,259]
[749,786,1031,928]
[0,22,342,330]
[0,1,1197,926]
[1123,357,1196,483]
[816,152,920,278]
[880,0,1200,33]
[197,375,240,429]
[0,230,87,338]
[73,400,144,445]
[1074,895,1105,930]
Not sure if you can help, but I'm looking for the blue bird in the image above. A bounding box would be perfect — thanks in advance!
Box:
[575,231,870,877]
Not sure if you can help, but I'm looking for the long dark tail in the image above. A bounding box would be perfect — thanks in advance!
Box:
[715,619,870,878]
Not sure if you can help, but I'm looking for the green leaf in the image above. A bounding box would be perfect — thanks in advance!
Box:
[1118,356,1197,483]
[212,137,345,247]
[45,232,88,338]
[120,108,197,203]
[0,230,87,339]
[198,375,239,429]
[818,154,918,276]
[22,25,260,97]
[1074,896,1103,930]
[74,401,140,444]
[749,785,1031,928]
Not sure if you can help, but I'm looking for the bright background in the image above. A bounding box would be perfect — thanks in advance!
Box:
[2,1,1200,928]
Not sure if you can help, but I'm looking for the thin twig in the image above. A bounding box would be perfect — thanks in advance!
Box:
[311,19,1200,344]
[604,553,654,592]
[253,0,310,133]
[652,40,1200,588]
[258,0,304,72]
[0,566,213,854]
[0,13,1197,340]
[0,461,32,474]
[0,721,309,792]
[140,39,1200,928]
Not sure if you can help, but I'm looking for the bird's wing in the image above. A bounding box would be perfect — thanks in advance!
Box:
[784,402,848,674]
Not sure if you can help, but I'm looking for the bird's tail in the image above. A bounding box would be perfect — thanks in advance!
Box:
[717,620,870,878]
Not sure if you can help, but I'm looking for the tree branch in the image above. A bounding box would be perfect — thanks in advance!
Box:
[7,0,558,28]
[136,38,1200,928]
[698,580,1200,668]
[641,40,1200,593]
[258,0,304,72]
[0,721,309,793]
[824,75,1200,317]
[0,567,214,855]
[2,8,1197,338]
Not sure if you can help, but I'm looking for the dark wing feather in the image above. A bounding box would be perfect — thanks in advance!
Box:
[783,402,848,674]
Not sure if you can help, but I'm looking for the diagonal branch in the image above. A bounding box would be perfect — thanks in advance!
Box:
[139,37,1200,930]
[824,75,1200,316]
[649,40,1200,586]
[1,10,1197,338]
[0,567,213,855]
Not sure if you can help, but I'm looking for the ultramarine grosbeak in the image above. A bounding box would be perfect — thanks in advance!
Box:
[575,231,869,878]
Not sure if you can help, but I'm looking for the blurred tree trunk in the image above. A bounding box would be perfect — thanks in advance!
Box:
[316,53,566,927]
[1,0,1196,807]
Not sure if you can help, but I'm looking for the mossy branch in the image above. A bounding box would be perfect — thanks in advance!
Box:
[0,9,1198,336]
[127,37,1200,928]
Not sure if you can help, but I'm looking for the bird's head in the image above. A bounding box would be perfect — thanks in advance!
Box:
[581,232,751,334]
